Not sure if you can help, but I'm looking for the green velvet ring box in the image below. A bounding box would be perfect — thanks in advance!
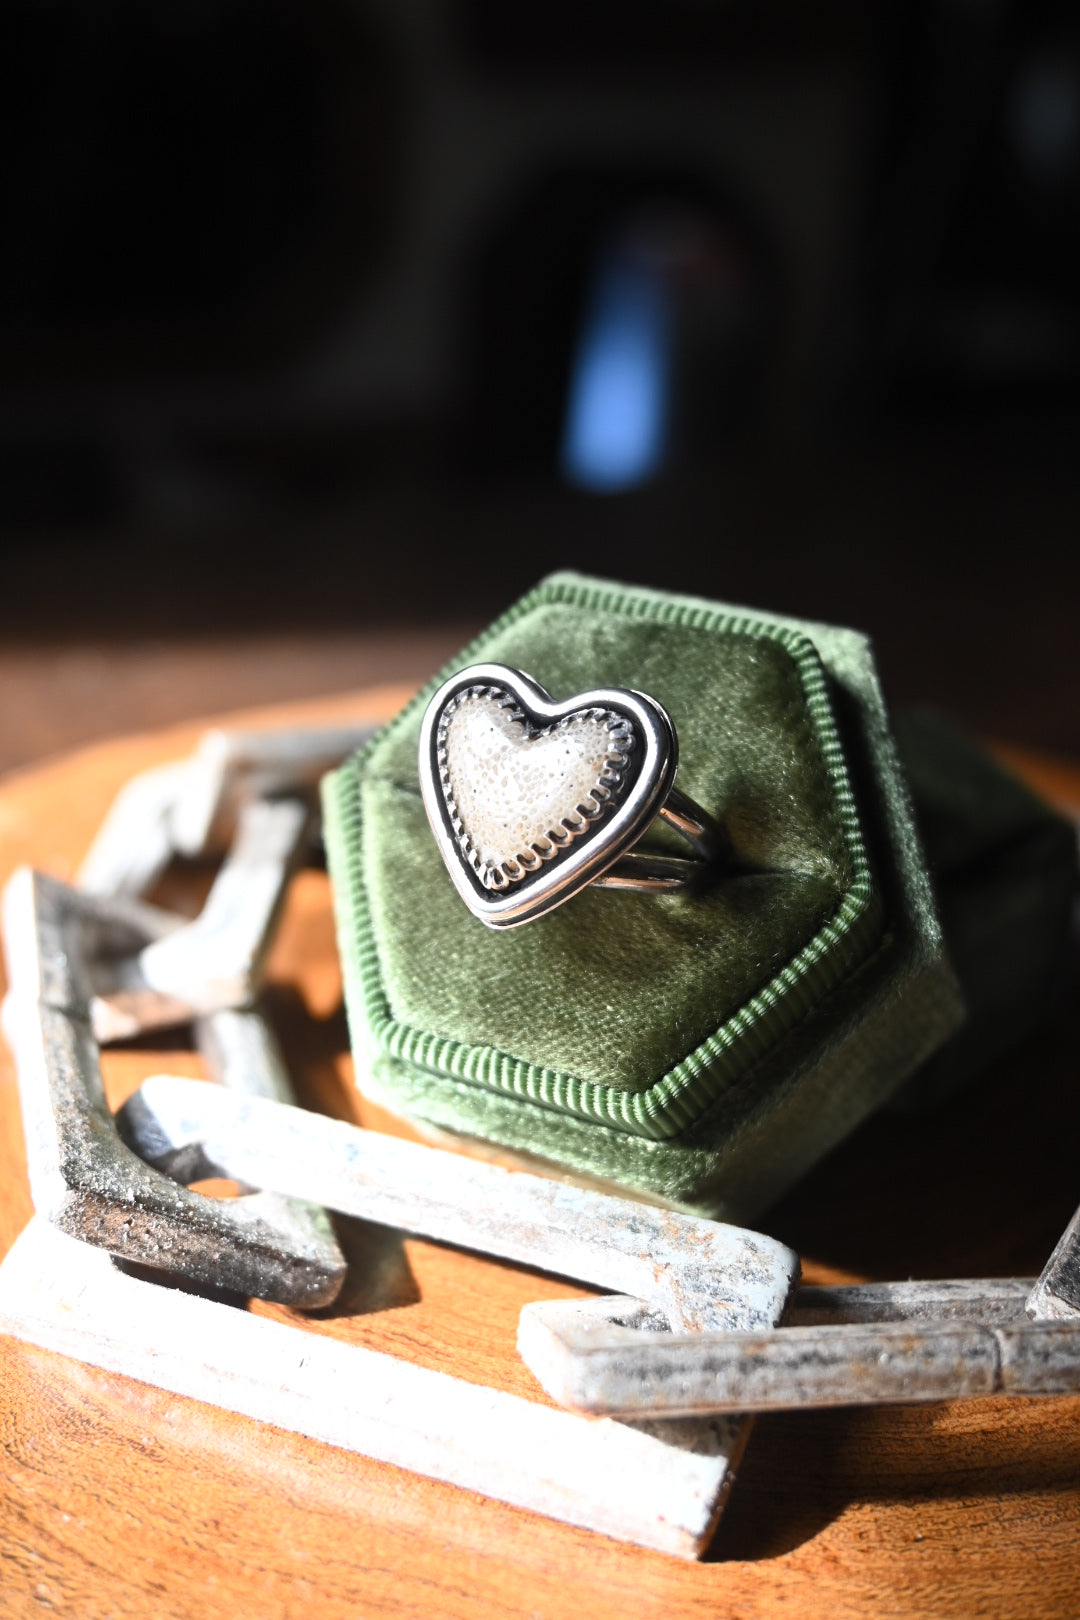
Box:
[323,573,965,1218]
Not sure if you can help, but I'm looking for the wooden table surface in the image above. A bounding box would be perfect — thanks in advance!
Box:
[0,684,1078,1619]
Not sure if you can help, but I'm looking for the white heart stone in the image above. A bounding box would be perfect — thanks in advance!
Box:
[439,689,632,889]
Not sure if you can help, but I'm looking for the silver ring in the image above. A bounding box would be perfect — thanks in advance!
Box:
[418,663,726,930]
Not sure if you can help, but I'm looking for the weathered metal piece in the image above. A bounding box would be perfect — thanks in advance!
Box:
[517,1290,1080,1417]
[0,1218,744,1559]
[169,725,376,860]
[791,1277,1033,1326]
[193,1002,345,1273]
[77,760,197,900]
[78,723,377,897]
[1,867,346,1307]
[117,1073,799,1333]
[196,1005,299,1102]
[996,1318,1080,1394]
[1027,1204,1080,1322]
[90,797,309,1040]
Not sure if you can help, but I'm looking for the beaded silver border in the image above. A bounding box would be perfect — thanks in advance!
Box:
[435,685,635,891]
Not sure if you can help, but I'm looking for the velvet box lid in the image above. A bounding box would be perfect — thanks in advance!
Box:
[322,573,964,1218]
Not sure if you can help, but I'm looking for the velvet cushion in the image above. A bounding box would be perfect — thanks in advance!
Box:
[324,574,964,1216]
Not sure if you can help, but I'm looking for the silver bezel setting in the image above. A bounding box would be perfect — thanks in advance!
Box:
[418,663,677,929]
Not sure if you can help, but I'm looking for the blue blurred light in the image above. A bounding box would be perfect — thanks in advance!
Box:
[560,256,671,493]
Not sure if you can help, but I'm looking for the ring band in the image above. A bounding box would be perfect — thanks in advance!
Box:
[418,663,726,929]
[591,784,724,892]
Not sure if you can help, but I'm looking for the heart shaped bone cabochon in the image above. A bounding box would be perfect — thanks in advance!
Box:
[439,687,633,889]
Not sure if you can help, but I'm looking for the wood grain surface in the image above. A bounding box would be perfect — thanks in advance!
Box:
[0,691,1078,1619]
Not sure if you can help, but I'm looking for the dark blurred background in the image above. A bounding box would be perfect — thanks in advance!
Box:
[1,0,1078,765]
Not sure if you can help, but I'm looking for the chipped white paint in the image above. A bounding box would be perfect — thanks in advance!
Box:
[77,760,197,899]
[169,725,375,859]
[519,1290,1080,1416]
[118,1074,799,1336]
[90,797,309,1040]
[0,1219,743,1560]
[78,722,376,895]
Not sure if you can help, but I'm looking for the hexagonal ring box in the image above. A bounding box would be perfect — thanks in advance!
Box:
[322,572,964,1218]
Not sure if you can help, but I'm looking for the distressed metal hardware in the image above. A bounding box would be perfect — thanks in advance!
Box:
[1,866,346,1308]
[78,722,376,898]
[1027,1203,1080,1322]
[516,1290,1080,1418]
[117,1072,798,1334]
[90,796,309,1040]
[0,1216,749,1560]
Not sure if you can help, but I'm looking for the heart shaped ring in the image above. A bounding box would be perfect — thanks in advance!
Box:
[418,663,726,929]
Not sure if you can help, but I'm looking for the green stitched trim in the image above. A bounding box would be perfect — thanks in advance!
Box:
[324,575,885,1142]
[322,758,386,1082]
